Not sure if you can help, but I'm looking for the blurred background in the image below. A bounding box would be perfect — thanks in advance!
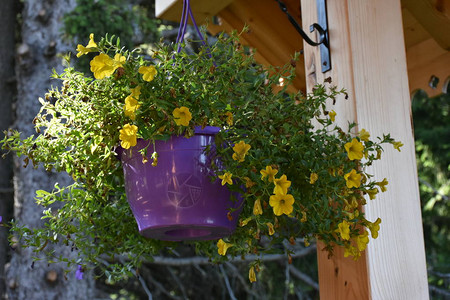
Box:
[0,0,448,299]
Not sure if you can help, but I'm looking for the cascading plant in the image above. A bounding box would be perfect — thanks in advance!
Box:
[1,30,402,282]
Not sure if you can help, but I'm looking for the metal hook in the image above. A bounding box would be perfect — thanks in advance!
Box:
[309,23,327,46]
[275,0,331,72]
[275,0,320,46]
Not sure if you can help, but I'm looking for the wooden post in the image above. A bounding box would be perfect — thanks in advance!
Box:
[301,0,429,299]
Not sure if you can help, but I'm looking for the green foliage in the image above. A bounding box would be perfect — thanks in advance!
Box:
[412,91,450,296]
[0,31,399,281]
[413,91,450,177]
[63,0,160,72]
[63,0,159,47]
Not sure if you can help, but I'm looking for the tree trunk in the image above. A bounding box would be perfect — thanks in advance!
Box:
[5,1,96,299]
[0,0,17,297]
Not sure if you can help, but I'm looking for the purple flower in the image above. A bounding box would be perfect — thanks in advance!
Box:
[0,216,2,223]
[75,265,84,280]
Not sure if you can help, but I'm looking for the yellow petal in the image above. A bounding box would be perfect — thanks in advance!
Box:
[267,222,275,235]
[217,239,233,256]
[344,138,364,161]
[253,199,262,215]
[139,65,157,82]
[359,129,370,142]
[310,172,318,184]
[329,110,336,122]
[249,267,257,283]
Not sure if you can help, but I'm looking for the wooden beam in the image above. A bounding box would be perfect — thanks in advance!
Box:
[208,0,306,93]
[401,7,431,49]
[301,0,429,299]
[402,0,450,51]
[407,37,450,96]
[316,241,370,299]
[155,0,306,92]
[155,0,233,23]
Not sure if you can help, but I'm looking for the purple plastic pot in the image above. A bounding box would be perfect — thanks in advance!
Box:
[118,126,241,241]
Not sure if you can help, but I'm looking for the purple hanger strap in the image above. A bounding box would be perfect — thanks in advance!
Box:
[175,0,216,66]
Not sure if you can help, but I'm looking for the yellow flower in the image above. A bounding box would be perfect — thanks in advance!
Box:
[240,217,251,227]
[76,45,92,57]
[244,177,256,188]
[217,239,233,256]
[151,157,158,167]
[336,220,350,240]
[300,211,307,223]
[344,169,362,188]
[348,209,360,220]
[366,188,378,200]
[329,110,336,122]
[130,86,141,98]
[356,230,369,251]
[377,178,388,192]
[119,124,138,149]
[172,106,192,126]
[113,53,126,67]
[376,149,382,160]
[232,141,251,162]
[310,172,318,184]
[249,266,257,283]
[344,138,364,161]
[304,238,310,247]
[273,174,291,195]
[253,198,263,215]
[344,197,359,211]
[267,222,275,235]
[123,86,142,120]
[393,141,403,152]
[260,165,278,182]
[367,218,381,239]
[76,33,98,57]
[90,53,124,80]
[344,244,361,260]
[138,65,157,82]
[269,193,294,216]
[225,111,233,126]
[90,54,115,79]
[328,168,336,177]
[218,172,233,186]
[343,245,352,257]
[337,166,344,176]
[123,96,140,120]
[151,151,158,167]
[359,129,370,142]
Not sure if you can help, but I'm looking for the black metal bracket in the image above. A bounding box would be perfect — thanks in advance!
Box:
[275,0,331,73]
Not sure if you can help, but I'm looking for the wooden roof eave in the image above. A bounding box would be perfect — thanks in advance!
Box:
[156,0,306,93]
[156,0,450,96]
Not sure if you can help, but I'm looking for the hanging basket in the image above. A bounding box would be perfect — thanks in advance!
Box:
[118,126,241,241]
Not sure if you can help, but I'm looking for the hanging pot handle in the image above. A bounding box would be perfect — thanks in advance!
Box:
[175,0,215,64]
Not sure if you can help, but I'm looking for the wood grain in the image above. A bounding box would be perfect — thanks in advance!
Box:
[155,0,449,96]
[406,38,450,97]
[209,0,306,93]
[402,0,450,50]
[155,0,233,23]
[301,0,429,299]
[154,0,432,298]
